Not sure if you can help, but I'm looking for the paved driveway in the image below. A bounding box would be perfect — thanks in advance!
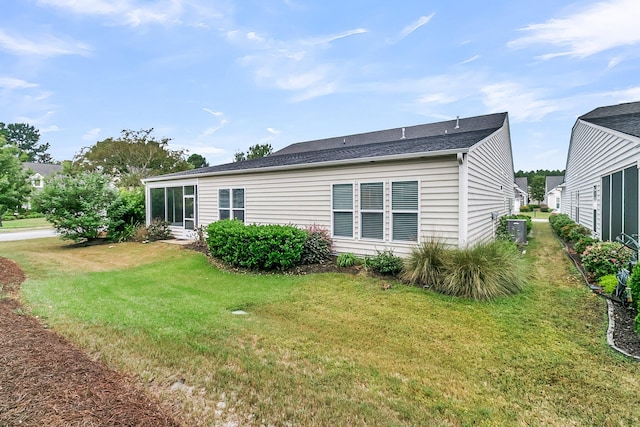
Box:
[0,229,58,241]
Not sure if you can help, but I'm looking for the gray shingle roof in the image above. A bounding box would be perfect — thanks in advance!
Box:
[147,112,507,181]
[545,175,564,193]
[580,101,640,138]
[22,162,62,176]
[515,177,528,192]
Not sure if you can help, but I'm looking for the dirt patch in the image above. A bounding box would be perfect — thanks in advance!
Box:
[0,257,180,427]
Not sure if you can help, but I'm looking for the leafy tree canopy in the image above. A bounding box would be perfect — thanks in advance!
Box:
[234,143,273,162]
[529,175,547,203]
[32,171,117,242]
[72,128,190,188]
[187,153,209,168]
[0,135,32,226]
[0,122,53,163]
[515,169,564,180]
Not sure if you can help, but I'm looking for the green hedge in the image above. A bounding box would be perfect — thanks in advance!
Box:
[497,215,532,237]
[206,220,308,271]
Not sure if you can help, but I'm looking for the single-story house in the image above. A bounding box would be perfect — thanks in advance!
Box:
[562,101,640,241]
[143,112,517,256]
[545,175,564,211]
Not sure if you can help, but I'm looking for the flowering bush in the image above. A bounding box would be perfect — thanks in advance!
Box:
[300,225,333,265]
[580,242,633,280]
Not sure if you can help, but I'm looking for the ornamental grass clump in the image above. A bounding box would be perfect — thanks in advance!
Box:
[437,240,527,301]
[402,238,449,288]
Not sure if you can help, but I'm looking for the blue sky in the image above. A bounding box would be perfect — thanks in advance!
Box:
[1,0,639,171]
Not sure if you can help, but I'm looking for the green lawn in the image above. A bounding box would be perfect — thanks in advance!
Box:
[1,224,639,426]
[518,210,552,220]
[0,217,50,231]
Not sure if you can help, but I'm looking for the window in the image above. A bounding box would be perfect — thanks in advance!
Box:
[392,181,418,241]
[555,197,560,209]
[219,188,245,222]
[360,182,384,240]
[149,185,197,228]
[332,184,353,237]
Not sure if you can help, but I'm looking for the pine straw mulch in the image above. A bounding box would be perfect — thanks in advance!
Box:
[0,257,180,427]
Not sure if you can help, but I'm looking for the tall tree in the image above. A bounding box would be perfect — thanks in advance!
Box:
[0,122,53,163]
[529,175,546,203]
[234,143,273,162]
[73,128,191,188]
[187,153,209,168]
[0,136,32,226]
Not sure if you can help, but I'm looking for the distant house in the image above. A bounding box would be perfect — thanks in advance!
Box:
[515,177,529,207]
[562,101,640,241]
[22,162,63,209]
[545,175,564,211]
[143,112,517,256]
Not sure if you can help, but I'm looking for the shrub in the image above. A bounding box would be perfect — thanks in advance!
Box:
[540,206,550,212]
[402,238,449,287]
[549,213,573,235]
[580,242,633,281]
[436,240,526,301]
[497,215,532,237]
[560,223,590,243]
[364,249,404,276]
[636,313,640,334]
[206,220,307,270]
[519,205,530,212]
[336,253,362,267]
[598,274,618,294]
[106,188,145,242]
[301,225,333,265]
[627,265,640,312]
[146,220,172,241]
[574,236,599,255]
[529,204,540,209]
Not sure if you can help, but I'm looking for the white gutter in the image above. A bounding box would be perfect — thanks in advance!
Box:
[458,152,469,248]
[142,147,470,184]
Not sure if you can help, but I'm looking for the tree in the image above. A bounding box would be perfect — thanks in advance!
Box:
[234,143,273,162]
[32,172,117,242]
[187,153,209,168]
[73,128,191,188]
[529,175,546,203]
[0,122,53,163]
[0,136,32,227]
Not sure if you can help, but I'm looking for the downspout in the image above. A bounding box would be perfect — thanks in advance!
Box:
[458,152,468,248]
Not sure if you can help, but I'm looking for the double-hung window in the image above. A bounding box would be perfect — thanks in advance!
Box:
[332,183,353,238]
[219,188,245,222]
[360,182,384,240]
[392,181,419,241]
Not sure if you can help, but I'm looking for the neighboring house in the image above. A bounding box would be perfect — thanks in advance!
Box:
[545,175,564,211]
[143,112,517,256]
[562,101,640,241]
[22,162,63,209]
[515,177,529,207]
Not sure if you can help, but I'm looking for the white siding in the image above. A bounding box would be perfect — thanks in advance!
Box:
[563,120,640,238]
[187,157,459,256]
[465,120,515,246]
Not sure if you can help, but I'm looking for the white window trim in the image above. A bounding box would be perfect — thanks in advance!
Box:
[390,179,420,243]
[218,187,246,222]
[359,181,385,241]
[331,182,355,239]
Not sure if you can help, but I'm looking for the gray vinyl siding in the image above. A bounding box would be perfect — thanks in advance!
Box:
[563,119,640,239]
[465,121,515,246]
[190,157,459,257]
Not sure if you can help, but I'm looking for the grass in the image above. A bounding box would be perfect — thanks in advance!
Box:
[1,224,640,426]
[518,210,552,220]
[0,217,50,231]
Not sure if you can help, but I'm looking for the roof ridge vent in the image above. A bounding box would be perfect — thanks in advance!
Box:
[455,115,460,129]
[401,127,406,139]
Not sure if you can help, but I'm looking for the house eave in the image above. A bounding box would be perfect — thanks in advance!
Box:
[142,148,469,184]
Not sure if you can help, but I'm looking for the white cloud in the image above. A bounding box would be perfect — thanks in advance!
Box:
[458,54,480,65]
[0,77,38,90]
[82,127,101,141]
[508,0,640,59]
[391,13,434,43]
[0,29,90,57]
[481,81,562,122]
[202,108,223,116]
[36,0,222,27]
[267,127,280,135]
[301,28,368,46]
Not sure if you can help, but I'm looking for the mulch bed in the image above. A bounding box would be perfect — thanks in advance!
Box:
[0,257,180,427]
